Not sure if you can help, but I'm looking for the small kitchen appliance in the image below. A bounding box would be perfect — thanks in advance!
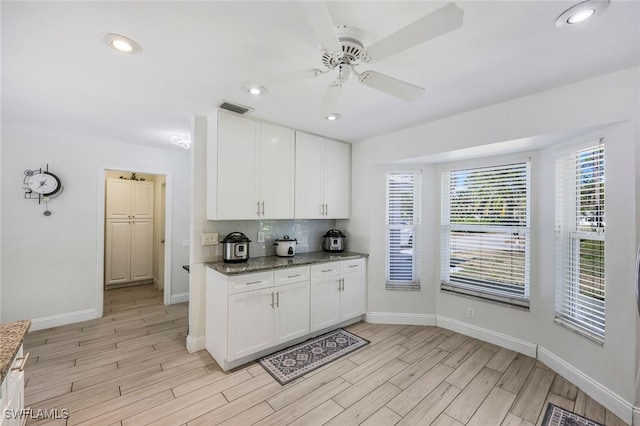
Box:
[322,229,346,252]
[274,235,297,257]
[221,232,251,263]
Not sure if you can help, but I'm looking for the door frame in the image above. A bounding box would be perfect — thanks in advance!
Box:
[96,166,173,316]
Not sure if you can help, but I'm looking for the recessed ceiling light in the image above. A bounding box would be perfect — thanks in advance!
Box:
[243,85,267,95]
[101,33,142,54]
[326,113,341,121]
[555,0,609,28]
[170,136,191,149]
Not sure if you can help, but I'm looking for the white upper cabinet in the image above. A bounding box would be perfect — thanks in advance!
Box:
[211,112,294,220]
[259,123,295,219]
[216,113,260,219]
[106,179,154,219]
[295,132,351,219]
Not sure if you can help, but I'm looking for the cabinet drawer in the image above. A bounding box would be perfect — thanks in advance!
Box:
[274,266,310,286]
[6,346,26,396]
[228,271,273,294]
[339,258,365,274]
[310,262,340,279]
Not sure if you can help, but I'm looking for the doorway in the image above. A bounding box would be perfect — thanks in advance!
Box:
[97,167,172,317]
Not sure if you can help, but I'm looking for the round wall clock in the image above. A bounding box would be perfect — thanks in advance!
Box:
[27,171,61,196]
[23,165,64,216]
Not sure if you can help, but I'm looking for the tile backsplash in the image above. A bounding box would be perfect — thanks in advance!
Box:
[211,219,338,259]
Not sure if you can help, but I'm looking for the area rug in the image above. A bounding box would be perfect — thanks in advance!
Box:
[258,328,369,385]
[541,403,604,426]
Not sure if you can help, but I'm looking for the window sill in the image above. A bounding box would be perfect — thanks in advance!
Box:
[553,317,604,345]
[440,285,530,311]
[386,282,420,291]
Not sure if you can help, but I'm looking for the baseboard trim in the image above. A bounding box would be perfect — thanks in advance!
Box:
[30,309,98,331]
[537,347,633,424]
[435,316,538,357]
[365,312,436,326]
[170,292,189,304]
[186,335,206,353]
[633,405,640,425]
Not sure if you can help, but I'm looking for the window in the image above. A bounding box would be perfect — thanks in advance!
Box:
[555,141,605,340]
[441,161,531,307]
[386,171,421,289]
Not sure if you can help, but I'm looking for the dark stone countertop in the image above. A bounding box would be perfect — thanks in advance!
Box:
[205,251,368,276]
[0,319,31,383]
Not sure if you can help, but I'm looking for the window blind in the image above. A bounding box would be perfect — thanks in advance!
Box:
[386,171,421,289]
[555,141,605,339]
[441,161,530,306]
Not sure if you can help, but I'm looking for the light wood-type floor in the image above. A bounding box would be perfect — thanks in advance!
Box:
[23,284,628,425]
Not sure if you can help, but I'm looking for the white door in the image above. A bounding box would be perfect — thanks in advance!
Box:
[309,277,341,332]
[106,179,132,219]
[228,288,275,360]
[294,132,324,219]
[274,281,310,345]
[131,181,154,219]
[105,220,132,285]
[323,139,350,219]
[259,123,295,219]
[130,219,154,281]
[217,113,259,219]
[339,273,366,322]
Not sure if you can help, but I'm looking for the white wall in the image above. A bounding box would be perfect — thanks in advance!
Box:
[347,67,639,422]
[1,124,190,326]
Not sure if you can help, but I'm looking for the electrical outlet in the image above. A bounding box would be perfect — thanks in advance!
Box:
[182,239,190,247]
[467,307,475,319]
[201,232,219,246]
[257,232,265,243]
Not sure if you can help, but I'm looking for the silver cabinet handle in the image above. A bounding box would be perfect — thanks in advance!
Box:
[349,265,358,268]
[257,201,261,216]
[271,292,275,308]
[261,201,265,216]
[321,269,333,273]
[287,274,302,278]
[325,203,328,216]
[275,291,280,308]
[245,280,262,285]
[11,352,29,372]
[320,204,324,215]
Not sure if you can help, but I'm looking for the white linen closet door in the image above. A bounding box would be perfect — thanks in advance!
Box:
[130,219,154,281]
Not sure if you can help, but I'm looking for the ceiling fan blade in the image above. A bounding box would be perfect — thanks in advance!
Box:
[359,71,424,101]
[242,69,323,87]
[366,2,464,61]
[319,82,343,118]
[297,1,342,53]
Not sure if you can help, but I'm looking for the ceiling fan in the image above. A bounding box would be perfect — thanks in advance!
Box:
[241,2,464,119]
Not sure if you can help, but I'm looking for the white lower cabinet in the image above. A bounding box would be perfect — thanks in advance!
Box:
[206,258,366,371]
[310,258,366,332]
[1,345,27,426]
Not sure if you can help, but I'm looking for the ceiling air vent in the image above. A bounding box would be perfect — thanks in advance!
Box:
[219,101,252,115]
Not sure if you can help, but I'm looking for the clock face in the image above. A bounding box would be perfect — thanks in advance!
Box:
[28,172,61,195]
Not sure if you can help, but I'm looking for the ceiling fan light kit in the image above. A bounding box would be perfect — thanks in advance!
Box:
[242,2,464,120]
[555,0,610,27]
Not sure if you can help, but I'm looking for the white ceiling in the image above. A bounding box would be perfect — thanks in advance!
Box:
[2,1,639,151]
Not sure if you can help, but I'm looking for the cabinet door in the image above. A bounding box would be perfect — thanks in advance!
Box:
[274,281,310,345]
[259,123,295,219]
[228,288,275,360]
[105,220,132,285]
[309,277,341,332]
[106,179,132,219]
[340,272,366,322]
[294,132,324,219]
[130,219,154,281]
[217,113,260,219]
[131,181,154,219]
[323,139,351,219]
